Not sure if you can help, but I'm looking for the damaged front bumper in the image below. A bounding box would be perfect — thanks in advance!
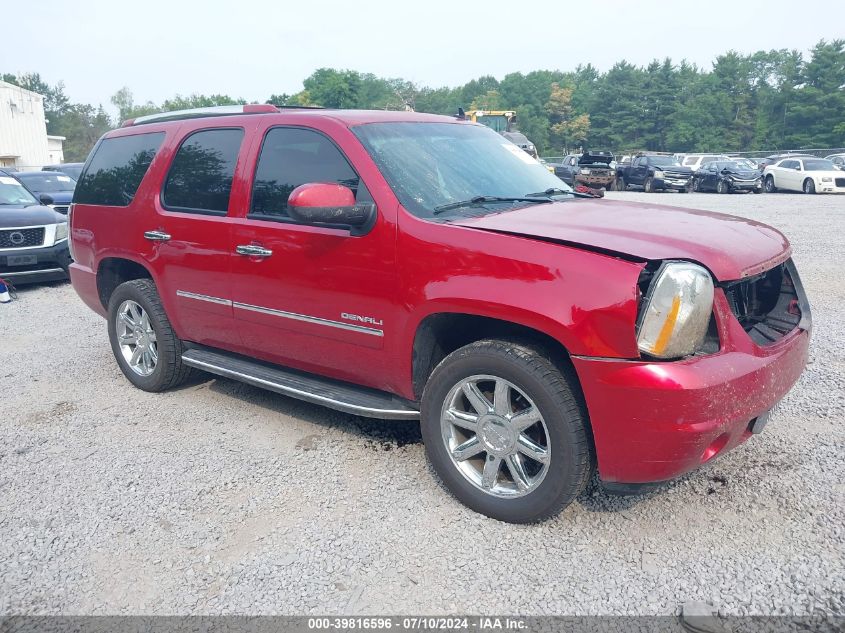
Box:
[571,262,811,485]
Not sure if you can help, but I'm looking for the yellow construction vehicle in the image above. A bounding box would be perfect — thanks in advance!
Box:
[465,110,539,159]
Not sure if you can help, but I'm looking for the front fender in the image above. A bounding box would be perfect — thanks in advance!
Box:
[396,216,646,396]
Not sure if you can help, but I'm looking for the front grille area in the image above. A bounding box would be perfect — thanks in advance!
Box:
[835,178,845,187]
[0,227,45,249]
[664,170,690,179]
[724,261,802,345]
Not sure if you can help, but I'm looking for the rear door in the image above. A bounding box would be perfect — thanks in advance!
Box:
[145,125,249,349]
[228,124,399,389]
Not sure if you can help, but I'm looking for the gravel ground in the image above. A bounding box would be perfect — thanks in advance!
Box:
[0,191,843,616]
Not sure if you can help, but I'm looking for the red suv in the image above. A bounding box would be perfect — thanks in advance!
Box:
[68,105,811,523]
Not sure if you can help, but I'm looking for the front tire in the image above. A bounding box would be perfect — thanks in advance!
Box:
[717,179,729,194]
[644,177,655,193]
[616,177,626,191]
[765,175,777,193]
[803,178,816,194]
[107,279,194,392]
[420,340,593,523]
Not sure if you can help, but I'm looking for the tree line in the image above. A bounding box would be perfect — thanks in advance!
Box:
[4,38,843,161]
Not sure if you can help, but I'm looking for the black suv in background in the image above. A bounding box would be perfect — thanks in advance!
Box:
[616,154,693,192]
[0,172,70,284]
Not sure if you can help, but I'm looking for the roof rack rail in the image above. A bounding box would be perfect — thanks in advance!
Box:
[121,104,294,128]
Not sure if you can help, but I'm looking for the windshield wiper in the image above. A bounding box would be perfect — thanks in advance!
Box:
[524,187,596,199]
[433,195,551,215]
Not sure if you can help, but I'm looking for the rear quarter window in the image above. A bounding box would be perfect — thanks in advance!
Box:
[74,132,165,206]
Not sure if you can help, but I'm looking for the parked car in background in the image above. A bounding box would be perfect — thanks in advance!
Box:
[616,153,692,192]
[690,160,763,194]
[0,173,71,284]
[14,171,76,214]
[682,154,731,171]
[757,154,813,171]
[42,163,84,180]
[823,153,845,170]
[764,157,845,194]
[551,151,616,190]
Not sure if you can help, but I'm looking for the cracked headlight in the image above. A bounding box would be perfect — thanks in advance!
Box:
[54,222,68,243]
[637,261,715,359]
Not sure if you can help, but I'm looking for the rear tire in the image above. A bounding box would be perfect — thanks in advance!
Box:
[803,178,816,194]
[420,339,593,523]
[107,279,194,392]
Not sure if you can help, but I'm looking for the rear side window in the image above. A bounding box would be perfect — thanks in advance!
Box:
[74,132,165,206]
[250,127,365,219]
[163,128,244,215]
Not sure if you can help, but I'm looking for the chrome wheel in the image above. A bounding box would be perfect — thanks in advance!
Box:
[115,299,158,376]
[440,375,550,498]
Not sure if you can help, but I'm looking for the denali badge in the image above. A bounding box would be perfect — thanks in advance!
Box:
[341,312,383,327]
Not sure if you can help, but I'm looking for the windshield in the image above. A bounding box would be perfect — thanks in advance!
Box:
[650,156,681,167]
[0,176,38,206]
[18,173,76,192]
[353,122,571,218]
[732,158,758,169]
[58,165,83,180]
[803,159,835,171]
[712,161,741,170]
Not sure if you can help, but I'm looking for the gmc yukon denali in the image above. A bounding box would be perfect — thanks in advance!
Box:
[68,105,811,523]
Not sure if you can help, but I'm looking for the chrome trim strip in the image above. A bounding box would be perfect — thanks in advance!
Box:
[176,290,232,306]
[181,355,418,420]
[0,267,65,278]
[233,301,384,337]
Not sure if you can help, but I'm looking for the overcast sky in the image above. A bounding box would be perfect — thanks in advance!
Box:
[5,0,841,113]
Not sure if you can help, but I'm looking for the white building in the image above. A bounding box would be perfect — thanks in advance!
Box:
[0,80,64,171]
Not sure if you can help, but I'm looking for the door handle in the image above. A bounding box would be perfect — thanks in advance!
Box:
[236,244,273,257]
[144,230,171,242]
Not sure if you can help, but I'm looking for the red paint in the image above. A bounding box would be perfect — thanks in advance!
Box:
[69,109,810,485]
[288,183,356,209]
[453,198,792,281]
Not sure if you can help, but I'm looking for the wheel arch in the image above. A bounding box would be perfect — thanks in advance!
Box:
[96,256,154,311]
[410,311,577,402]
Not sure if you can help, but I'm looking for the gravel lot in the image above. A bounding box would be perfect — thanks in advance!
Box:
[1,191,843,617]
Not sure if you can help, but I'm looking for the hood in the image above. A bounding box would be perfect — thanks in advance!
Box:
[452,199,790,281]
[723,168,761,179]
[42,191,74,205]
[0,205,65,228]
[579,151,613,165]
[661,165,693,175]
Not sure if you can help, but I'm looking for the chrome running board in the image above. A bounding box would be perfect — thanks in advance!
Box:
[182,346,420,420]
